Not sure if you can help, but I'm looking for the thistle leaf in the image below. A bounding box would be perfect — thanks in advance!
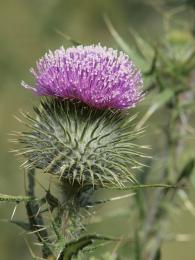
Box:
[57,234,116,260]
[136,89,174,129]
[104,15,133,56]
[104,15,146,71]
[129,28,155,62]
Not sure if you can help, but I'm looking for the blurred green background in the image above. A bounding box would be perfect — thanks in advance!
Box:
[0,0,194,259]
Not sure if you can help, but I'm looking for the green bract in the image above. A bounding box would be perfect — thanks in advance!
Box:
[17,99,145,187]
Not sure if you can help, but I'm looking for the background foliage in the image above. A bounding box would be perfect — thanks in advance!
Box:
[0,0,195,259]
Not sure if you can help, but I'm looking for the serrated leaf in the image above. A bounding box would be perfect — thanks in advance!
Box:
[57,234,116,260]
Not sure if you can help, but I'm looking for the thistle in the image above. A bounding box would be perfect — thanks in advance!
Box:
[19,44,144,188]
[14,44,145,258]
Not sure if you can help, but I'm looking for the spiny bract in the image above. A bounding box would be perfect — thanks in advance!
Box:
[16,99,145,187]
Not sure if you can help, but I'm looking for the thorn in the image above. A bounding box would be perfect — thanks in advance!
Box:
[13,115,23,123]
[10,203,19,221]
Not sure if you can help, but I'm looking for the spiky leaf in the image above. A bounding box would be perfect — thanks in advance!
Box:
[57,234,116,260]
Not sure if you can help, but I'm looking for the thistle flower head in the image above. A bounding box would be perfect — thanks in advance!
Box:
[16,99,146,187]
[22,44,143,109]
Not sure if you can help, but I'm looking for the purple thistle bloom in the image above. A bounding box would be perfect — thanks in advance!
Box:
[22,44,143,109]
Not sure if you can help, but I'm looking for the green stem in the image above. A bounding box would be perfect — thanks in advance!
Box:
[25,168,53,259]
[109,183,177,191]
[0,194,35,203]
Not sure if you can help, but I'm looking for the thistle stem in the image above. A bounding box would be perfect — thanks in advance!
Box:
[0,194,35,202]
[25,168,53,258]
[109,183,177,191]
